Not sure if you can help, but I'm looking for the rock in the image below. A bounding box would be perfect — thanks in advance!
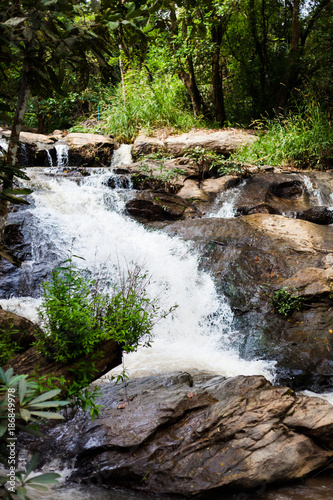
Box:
[29,372,333,497]
[164,215,333,390]
[126,191,200,222]
[296,206,333,225]
[177,179,210,202]
[0,308,40,351]
[236,203,280,215]
[5,339,122,395]
[133,129,257,157]
[201,175,238,194]
[278,267,333,298]
[65,133,113,148]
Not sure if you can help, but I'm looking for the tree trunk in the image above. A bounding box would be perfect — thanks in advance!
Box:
[212,24,226,126]
[4,340,122,395]
[0,69,30,243]
[178,57,213,120]
[274,0,300,114]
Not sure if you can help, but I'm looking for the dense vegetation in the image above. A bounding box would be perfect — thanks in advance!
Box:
[0,0,332,137]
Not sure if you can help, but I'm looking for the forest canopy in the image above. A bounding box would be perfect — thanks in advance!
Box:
[0,0,332,133]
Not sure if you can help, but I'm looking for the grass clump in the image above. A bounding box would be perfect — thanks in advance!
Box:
[230,99,333,169]
[94,71,205,142]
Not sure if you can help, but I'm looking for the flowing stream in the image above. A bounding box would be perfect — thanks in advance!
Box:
[3,145,333,498]
[0,145,274,379]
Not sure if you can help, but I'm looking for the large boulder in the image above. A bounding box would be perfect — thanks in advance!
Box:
[133,129,257,157]
[126,191,200,222]
[28,372,333,497]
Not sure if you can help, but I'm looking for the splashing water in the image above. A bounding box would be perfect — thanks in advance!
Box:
[55,142,69,168]
[110,144,133,167]
[207,179,248,218]
[0,149,275,381]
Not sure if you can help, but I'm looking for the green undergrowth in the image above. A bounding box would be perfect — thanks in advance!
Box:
[272,287,304,316]
[229,99,333,169]
[77,71,206,142]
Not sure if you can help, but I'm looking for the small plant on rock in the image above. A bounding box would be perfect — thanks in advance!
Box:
[272,287,304,316]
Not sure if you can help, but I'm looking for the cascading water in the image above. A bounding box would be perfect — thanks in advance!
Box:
[207,178,248,218]
[0,145,274,380]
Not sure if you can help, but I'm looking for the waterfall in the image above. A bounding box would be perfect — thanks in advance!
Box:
[110,144,133,167]
[207,179,248,218]
[55,142,69,168]
[0,148,275,380]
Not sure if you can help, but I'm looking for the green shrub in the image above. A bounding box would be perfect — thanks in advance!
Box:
[230,99,333,169]
[272,287,304,316]
[35,257,171,362]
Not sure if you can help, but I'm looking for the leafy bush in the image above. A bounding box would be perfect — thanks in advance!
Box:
[0,324,20,365]
[231,99,333,169]
[272,287,304,316]
[93,70,204,142]
[35,257,170,362]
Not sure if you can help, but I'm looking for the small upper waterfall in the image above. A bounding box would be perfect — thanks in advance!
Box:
[111,144,133,167]
[55,142,69,168]
[207,178,248,218]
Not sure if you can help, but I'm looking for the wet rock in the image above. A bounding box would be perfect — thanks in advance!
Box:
[126,191,199,222]
[29,372,333,497]
[177,179,210,202]
[236,203,280,215]
[133,129,257,157]
[296,206,333,225]
[164,215,333,391]
[278,267,333,298]
[270,180,304,199]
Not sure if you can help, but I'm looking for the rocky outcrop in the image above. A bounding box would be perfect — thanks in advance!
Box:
[126,191,200,222]
[296,206,333,225]
[133,129,257,157]
[29,372,333,497]
[163,215,333,391]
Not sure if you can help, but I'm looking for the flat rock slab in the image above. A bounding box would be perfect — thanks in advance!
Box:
[29,372,333,497]
[134,129,257,156]
[65,133,113,148]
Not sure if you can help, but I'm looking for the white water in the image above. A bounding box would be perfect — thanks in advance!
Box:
[55,142,69,168]
[207,179,248,218]
[111,144,133,167]
[0,145,275,380]
[0,137,8,155]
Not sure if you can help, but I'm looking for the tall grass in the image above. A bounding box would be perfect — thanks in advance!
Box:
[232,99,333,169]
[94,71,204,142]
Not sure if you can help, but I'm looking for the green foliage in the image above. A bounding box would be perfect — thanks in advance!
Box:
[272,288,304,317]
[0,368,68,499]
[36,256,168,362]
[95,70,204,142]
[34,256,176,417]
[0,323,20,365]
[231,99,333,169]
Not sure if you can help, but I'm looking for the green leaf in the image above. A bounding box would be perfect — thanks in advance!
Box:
[25,454,39,477]
[107,21,119,30]
[3,188,33,196]
[19,378,27,405]
[25,483,49,491]
[28,389,61,404]
[26,472,60,484]
[29,410,64,419]
[29,401,68,409]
